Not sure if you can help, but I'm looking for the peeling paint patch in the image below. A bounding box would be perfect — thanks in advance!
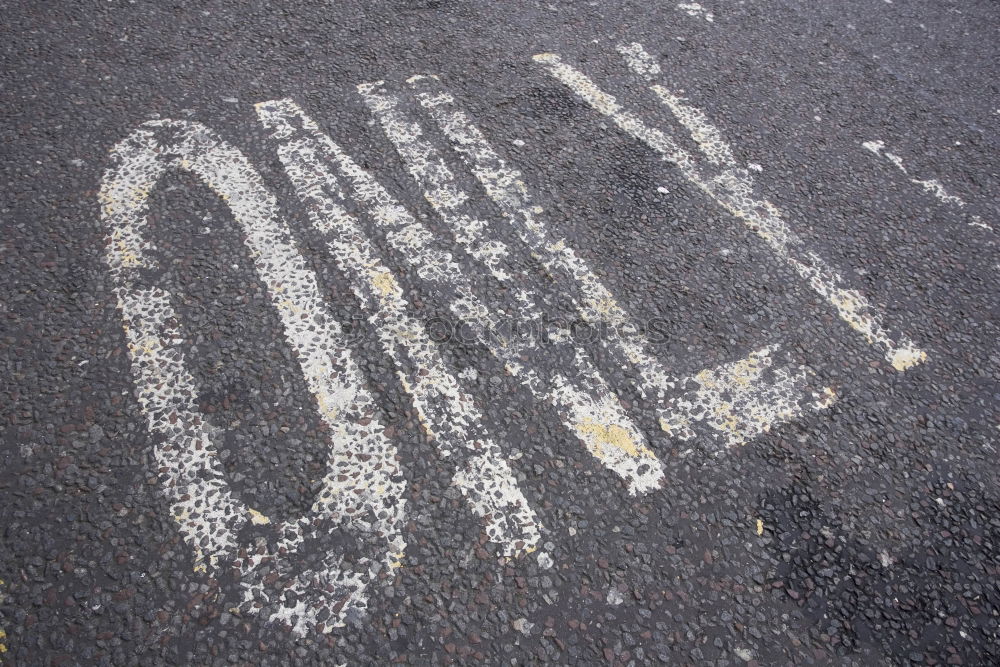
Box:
[677,2,714,21]
[359,81,666,494]
[890,343,928,372]
[660,346,817,451]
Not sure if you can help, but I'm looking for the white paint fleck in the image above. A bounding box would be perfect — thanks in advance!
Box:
[513,618,534,635]
[616,42,661,79]
[912,178,963,206]
[458,367,479,382]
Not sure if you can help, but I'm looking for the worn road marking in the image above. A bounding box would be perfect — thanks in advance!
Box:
[676,2,714,22]
[100,120,406,635]
[409,74,827,451]
[357,82,665,493]
[257,99,541,557]
[863,140,992,231]
[660,345,832,449]
[536,45,927,371]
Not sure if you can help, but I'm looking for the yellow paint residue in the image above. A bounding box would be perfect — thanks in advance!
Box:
[501,542,538,564]
[756,519,764,536]
[694,368,716,389]
[589,295,621,320]
[891,345,927,372]
[316,394,339,424]
[279,298,303,316]
[102,183,151,209]
[115,237,141,268]
[576,418,655,460]
[128,335,161,358]
[371,270,397,298]
[248,508,271,525]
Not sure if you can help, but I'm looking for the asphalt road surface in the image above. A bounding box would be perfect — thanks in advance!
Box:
[2,0,999,664]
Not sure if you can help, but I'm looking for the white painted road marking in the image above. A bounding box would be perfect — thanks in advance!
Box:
[661,345,833,449]
[535,44,927,371]
[863,140,993,231]
[97,52,933,636]
[358,81,665,494]
[256,99,542,557]
[409,74,828,452]
[100,120,406,635]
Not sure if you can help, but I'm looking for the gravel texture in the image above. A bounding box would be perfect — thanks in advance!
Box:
[2,0,999,664]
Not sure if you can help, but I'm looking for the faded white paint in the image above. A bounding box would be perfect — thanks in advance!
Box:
[409,74,827,448]
[862,140,907,173]
[864,139,992,231]
[358,82,665,494]
[616,43,661,79]
[660,346,818,450]
[912,178,964,206]
[677,2,714,21]
[100,120,406,635]
[536,45,926,371]
[256,98,541,557]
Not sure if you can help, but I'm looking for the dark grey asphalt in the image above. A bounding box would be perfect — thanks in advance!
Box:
[2,0,999,664]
